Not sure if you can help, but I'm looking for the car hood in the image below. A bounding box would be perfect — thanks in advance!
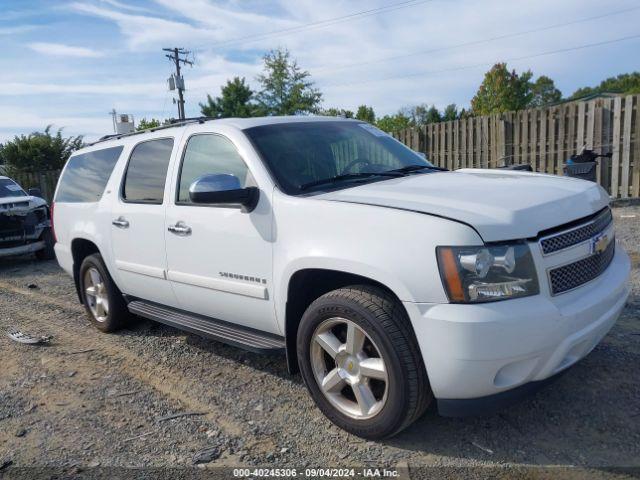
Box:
[319,169,610,242]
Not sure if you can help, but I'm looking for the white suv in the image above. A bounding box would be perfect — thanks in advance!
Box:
[52,116,630,438]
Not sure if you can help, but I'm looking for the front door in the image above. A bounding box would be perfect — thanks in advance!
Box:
[110,137,178,307]
[164,133,277,334]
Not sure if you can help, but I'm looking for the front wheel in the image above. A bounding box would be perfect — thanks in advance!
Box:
[297,285,431,439]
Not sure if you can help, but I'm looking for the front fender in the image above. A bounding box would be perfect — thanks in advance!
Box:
[276,256,413,332]
[272,192,483,331]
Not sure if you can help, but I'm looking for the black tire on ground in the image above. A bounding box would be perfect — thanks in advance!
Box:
[79,253,131,333]
[297,285,432,439]
[35,227,56,260]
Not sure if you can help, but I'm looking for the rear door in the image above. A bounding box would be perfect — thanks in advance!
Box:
[110,137,179,306]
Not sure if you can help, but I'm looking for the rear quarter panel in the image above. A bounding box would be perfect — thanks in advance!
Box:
[53,140,131,283]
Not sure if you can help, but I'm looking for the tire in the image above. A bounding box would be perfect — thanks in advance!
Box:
[35,228,55,260]
[79,253,130,333]
[297,285,432,439]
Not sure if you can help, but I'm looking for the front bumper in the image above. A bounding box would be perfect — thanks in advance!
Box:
[404,245,630,409]
[0,241,46,258]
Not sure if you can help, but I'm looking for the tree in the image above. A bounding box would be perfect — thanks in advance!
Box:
[136,118,165,131]
[530,76,562,107]
[0,126,83,173]
[255,48,322,115]
[319,108,354,118]
[458,108,473,119]
[570,72,640,99]
[442,104,459,121]
[355,105,375,123]
[401,104,440,125]
[199,77,256,118]
[471,63,533,115]
[424,105,442,124]
[376,113,411,133]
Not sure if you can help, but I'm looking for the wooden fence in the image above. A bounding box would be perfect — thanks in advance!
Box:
[2,95,639,201]
[392,94,640,198]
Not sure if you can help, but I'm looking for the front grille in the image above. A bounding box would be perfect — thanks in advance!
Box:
[549,239,615,295]
[540,208,612,255]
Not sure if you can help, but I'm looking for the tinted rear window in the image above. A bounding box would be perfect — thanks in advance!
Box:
[122,138,174,204]
[55,146,124,203]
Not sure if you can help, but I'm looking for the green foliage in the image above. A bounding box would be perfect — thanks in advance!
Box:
[442,104,459,121]
[471,63,533,115]
[401,104,440,125]
[458,108,473,119]
[376,113,411,133]
[530,75,562,107]
[570,86,596,99]
[199,77,256,118]
[319,108,354,118]
[570,72,640,99]
[255,48,322,115]
[0,126,83,173]
[136,118,167,131]
[355,105,375,123]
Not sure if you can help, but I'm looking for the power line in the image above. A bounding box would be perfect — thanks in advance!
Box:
[315,6,640,74]
[163,47,193,120]
[193,0,439,51]
[326,33,640,88]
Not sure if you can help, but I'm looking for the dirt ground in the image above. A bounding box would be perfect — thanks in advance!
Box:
[0,205,639,479]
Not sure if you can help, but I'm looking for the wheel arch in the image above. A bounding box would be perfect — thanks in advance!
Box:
[283,268,415,374]
[70,237,111,303]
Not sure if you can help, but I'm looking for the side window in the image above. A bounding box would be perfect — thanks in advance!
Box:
[122,138,174,204]
[55,146,123,203]
[177,134,248,204]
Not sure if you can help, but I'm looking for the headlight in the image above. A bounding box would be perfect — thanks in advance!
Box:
[436,244,539,303]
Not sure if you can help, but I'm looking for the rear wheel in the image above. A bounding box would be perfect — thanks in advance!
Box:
[79,253,130,332]
[297,285,431,439]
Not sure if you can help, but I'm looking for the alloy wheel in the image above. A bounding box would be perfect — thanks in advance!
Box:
[310,317,389,420]
[84,267,109,322]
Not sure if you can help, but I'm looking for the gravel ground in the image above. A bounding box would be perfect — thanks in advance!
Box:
[0,205,638,479]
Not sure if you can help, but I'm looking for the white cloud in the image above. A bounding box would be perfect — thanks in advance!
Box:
[28,42,104,58]
[68,2,224,50]
[2,81,162,96]
[0,108,112,144]
[99,0,152,13]
[3,0,640,144]
[0,25,36,35]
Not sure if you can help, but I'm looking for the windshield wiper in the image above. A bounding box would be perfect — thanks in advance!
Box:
[389,164,448,173]
[299,172,401,191]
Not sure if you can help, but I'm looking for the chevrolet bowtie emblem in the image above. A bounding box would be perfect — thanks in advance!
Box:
[592,233,609,254]
[348,362,353,371]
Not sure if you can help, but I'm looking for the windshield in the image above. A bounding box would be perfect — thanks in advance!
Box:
[245,121,434,194]
[0,178,27,198]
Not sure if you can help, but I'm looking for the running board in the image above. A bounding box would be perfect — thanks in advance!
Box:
[127,300,285,354]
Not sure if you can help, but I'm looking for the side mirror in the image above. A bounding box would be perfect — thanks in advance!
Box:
[28,187,43,198]
[414,151,427,160]
[189,174,259,212]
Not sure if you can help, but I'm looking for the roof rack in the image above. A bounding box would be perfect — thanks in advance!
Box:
[90,116,216,146]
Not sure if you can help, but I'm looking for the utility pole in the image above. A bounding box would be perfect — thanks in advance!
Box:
[109,108,117,133]
[163,47,193,120]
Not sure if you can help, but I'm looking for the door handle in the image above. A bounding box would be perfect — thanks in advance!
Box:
[168,221,192,236]
[112,217,129,228]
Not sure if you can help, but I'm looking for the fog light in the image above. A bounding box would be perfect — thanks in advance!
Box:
[468,279,531,301]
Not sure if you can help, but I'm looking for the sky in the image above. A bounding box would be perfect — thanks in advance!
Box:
[1,0,639,143]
